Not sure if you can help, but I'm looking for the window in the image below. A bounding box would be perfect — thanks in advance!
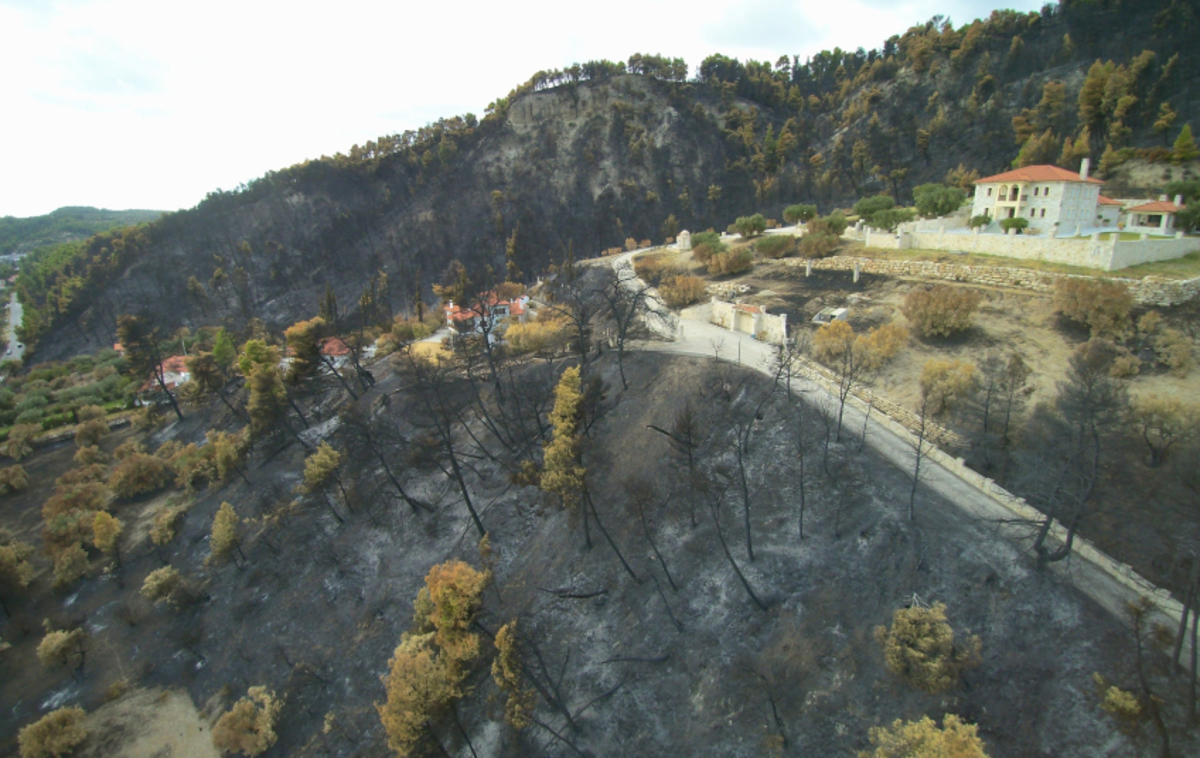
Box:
[1040,209,1045,218]
[1034,187,1039,196]
[987,187,993,197]
[1030,209,1036,217]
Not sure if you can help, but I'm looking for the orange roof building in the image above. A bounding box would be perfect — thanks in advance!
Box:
[970,158,1106,233]
[1126,198,1186,233]
[444,293,530,338]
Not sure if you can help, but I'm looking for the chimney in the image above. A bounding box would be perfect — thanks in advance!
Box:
[1175,194,1184,207]
[1079,157,1090,181]
[1160,194,1168,202]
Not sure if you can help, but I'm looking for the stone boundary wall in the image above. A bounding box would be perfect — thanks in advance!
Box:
[780,352,1186,635]
[792,356,965,449]
[698,298,788,346]
[782,256,1200,307]
[845,227,1200,272]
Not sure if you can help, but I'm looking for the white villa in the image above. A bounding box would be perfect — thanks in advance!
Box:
[970,159,1110,233]
[848,157,1196,270]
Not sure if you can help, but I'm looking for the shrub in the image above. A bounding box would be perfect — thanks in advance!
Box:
[52,542,89,589]
[0,465,28,494]
[113,440,147,460]
[807,213,848,236]
[875,602,980,693]
[782,203,818,224]
[1053,278,1133,338]
[858,323,909,369]
[707,247,754,276]
[853,195,895,218]
[691,230,722,249]
[867,207,916,232]
[212,686,282,757]
[1154,327,1193,377]
[901,285,983,338]
[150,505,185,546]
[862,715,989,758]
[754,235,794,259]
[37,627,87,669]
[16,409,45,426]
[734,214,767,238]
[505,320,568,356]
[633,256,666,284]
[73,446,106,466]
[912,183,967,218]
[691,242,716,264]
[968,214,991,229]
[798,233,841,258]
[17,706,88,758]
[999,216,1028,233]
[108,453,173,499]
[141,566,183,605]
[659,275,707,308]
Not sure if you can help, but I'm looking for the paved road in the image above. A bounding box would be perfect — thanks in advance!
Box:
[3,291,23,363]
[611,250,1192,644]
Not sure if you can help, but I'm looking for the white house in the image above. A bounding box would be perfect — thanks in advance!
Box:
[445,293,530,342]
[1125,197,1186,234]
[971,159,1104,233]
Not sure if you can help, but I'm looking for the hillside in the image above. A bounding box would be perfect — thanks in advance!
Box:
[18,0,1200,361]
[0,207,163,258]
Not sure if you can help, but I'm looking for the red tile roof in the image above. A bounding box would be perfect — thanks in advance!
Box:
[1097,196,1122,206]
[1127,200,1184,213]
[975,165,1103,185]
[444,293,526,323]
[160,356,189,373]
[320,337,351,357]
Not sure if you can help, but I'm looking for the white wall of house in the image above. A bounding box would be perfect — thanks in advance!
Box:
[972,180,1102,233]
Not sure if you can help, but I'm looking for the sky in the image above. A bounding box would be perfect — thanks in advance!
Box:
[0,0,1049,218]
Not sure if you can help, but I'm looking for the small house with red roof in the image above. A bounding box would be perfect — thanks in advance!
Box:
[444,293,530,342]
[971,159,1105,233]
[138,355,191,401]
[319,337,352,368]
[1125,197,1186,234]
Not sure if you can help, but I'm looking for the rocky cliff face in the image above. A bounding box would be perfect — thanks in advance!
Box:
[27,0,1199,358]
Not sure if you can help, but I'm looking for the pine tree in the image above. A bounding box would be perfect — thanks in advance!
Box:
[1174,123,1199,164]
[540,367,585,510]
[209,502,245,565]
[505,230,522,283]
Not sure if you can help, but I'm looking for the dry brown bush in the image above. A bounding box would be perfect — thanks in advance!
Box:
[1052,278,1133,338]
[1154,327,1193,377]
[901,285,983,339]
[708,247,754,276]
[51,543,89,589]
[0,464,29,494]
[874,602,980,693]
[797,233,840,258]
[73,417,109,449]
[659,275,707,308]
[211,686,282,757]
[860,715,989,757]
[18,706,87,758]
[107,453,173,499]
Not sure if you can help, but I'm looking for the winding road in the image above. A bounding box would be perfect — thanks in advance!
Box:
[610,247,1193,646]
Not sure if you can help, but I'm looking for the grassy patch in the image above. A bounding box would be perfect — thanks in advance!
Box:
[849,243,1200,280]
[1117,251,1200,279]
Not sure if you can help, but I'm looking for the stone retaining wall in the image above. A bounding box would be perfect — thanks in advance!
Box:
[846,226,1200,272]
[782,256,1200,306]
[781,352,1186,636]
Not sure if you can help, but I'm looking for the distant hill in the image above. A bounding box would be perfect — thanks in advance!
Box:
[20,0,1200,358]
[0,206,163,256]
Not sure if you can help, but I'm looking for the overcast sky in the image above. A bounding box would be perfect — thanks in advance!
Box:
[0,0,1047,218]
